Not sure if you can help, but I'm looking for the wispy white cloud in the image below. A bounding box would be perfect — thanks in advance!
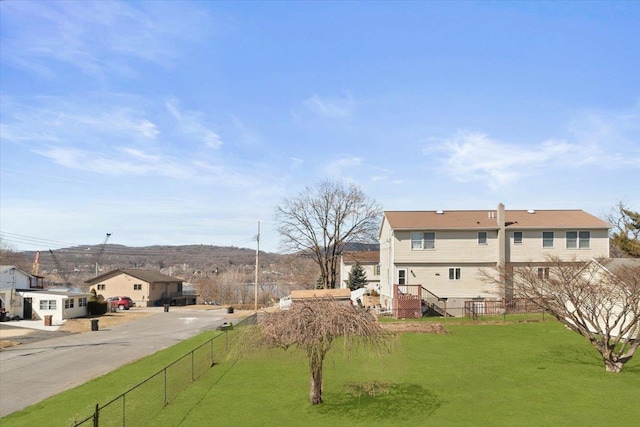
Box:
[1,1,209,79]
[290,157,304,169]
[428,104,640,191]
[166,99,223,149]
[295,92,356,119]
[324,155,364,178]
[428,132,573,190]
[566,102,640,168]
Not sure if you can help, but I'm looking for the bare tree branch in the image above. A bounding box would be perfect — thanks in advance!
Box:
[480,256,640,373]
[238,298,394,404]
[275,180,381,289]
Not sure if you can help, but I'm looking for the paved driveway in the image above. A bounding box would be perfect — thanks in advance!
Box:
[0,307,236,417]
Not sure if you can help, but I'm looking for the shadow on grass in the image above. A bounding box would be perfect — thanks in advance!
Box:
[315,382,443,421]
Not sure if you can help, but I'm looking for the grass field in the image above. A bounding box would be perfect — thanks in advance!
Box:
[3,318,640,426]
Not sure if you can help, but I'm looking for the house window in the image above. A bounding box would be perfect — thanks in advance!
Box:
[478,232,488,245]
[40,300,56,310]
[537,267,549,280]
[79,298,87,307]
[411,232,435,250]
[398,269,407,285]
[566,231,590,249]
[134,284,142,290]
[97,284,105,290]
[64,299,75,309]
[542,232,554,248]
[373,265,381,276]
[448,268,461,281]
[513,232,523,244]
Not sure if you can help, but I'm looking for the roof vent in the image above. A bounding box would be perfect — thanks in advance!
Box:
[527,209,535,214]
[436,210,444,215]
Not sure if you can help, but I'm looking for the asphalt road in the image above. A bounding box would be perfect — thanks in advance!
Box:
[0,308,233,418]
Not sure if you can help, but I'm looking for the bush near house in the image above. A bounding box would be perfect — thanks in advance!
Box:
[87,300,107,316]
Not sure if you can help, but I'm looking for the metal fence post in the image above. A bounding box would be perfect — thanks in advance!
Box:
[93,403,99,427]
[191,350,195,382]
[122,393,126,427]
[163,367,167,406]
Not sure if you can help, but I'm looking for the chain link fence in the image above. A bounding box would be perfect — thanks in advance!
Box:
[72,315,256,426]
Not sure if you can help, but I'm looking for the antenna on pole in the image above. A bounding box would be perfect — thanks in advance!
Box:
[255,221,260,313]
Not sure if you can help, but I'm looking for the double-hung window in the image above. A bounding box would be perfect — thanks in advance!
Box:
[411,232,435,250]
[65,299,74,309]
[478,231,488,245]
[513,231,523,244]
[566,231,590,249]
[542,232,554,248]
[448,268,461,281]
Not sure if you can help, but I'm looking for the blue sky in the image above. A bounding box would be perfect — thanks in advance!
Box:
[1,1,639,253]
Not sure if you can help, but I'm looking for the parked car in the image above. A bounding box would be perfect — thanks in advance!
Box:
[107,296,135,311]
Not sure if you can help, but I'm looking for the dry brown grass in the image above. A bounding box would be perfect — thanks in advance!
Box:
[380,322,447,334]
[58,311,153,333]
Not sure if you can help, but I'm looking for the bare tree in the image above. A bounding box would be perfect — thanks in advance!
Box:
[243,298,393,404]
[194,275,220,304]
[481,257,640,373]
[275,180,381,289]
[607,202,640,257]
[0,238,30,272]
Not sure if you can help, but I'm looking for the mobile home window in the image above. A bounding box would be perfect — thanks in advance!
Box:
[40,300,56,310]
[448,268,461,281]
[542,232,554,248]
[411,232,435,250]
[513,232,523,244]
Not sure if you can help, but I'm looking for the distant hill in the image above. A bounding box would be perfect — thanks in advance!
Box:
[24,244,285,286]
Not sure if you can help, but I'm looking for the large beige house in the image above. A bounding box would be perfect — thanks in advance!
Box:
[379,203,610,317]
[86,269,188,307]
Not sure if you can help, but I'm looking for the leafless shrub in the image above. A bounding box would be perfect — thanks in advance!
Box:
[239,298,394,404]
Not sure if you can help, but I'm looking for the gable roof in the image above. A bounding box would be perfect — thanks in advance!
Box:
[383,209,610,231]
[342,251,380,264]
[85,269,182,285]
[0,265,33,277]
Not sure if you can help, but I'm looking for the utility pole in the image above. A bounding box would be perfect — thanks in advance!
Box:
[255,221,260,313]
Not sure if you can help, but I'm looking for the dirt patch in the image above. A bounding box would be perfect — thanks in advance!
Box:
[0,340,21,349]
[59,311,153,333]
[380,322,447,334]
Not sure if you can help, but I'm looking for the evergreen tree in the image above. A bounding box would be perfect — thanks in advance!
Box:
[346,262,368,291]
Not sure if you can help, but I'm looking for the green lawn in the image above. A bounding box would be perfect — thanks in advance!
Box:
[3,319,639,426]
[158,320,640,426]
